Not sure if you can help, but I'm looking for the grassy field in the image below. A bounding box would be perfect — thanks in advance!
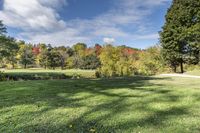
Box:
[0,75,200,132]
[186,70,200,76]
[1,69,96,79]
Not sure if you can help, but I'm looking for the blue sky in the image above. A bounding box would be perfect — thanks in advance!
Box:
[0,0,172,48]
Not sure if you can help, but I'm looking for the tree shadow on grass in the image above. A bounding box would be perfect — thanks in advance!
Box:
[0,76,194,132]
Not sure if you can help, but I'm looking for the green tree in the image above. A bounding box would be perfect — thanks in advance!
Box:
[72,54,83,69]
[18,43,35,69]
[160,0,200,73]
[98,45,135,77]
[46,46,61,70]
[0,22,19,68]
[98,45,120,77]
[81,54,101,69]
[38,44,48,69]
[0,20,6,35]
[72,43,87,52]
[5,37,19,68]
[56,46,69,70]
[72,43,87,57]
[137,46,165,75]
[0,21,8,62]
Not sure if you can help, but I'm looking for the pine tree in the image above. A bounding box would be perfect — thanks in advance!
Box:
[0,20,7,35]
[160,0,200,73]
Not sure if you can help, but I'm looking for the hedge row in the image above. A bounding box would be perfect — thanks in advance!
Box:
[0,72,71,81]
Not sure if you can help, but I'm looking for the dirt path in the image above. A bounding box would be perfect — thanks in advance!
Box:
[160,74,200,79]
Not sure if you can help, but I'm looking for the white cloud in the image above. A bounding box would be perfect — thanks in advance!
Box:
[103,38,115,44]
[20,28,89,46]
[0,0,171,46]
[0,0,66,31]
[133,33,159,40]
[39,0,67,9]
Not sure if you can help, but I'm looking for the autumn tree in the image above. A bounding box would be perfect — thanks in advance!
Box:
[56,46,69,70]
[18,43,35,69]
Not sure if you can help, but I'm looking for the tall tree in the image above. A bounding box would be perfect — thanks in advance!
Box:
[0,21,7,61]
[81,54,101,69]
[72,43,87,52]
[160,0,200,73]
[5,37,19,68]
[47,50,61,70]
[98,45,134,77]
[38,44,48,69]
[72,43,87,57]
[0,22,19,68]
[0,20,6,35]
[56,46,69,70]
[94,44,102,56]
[18,43,35,69]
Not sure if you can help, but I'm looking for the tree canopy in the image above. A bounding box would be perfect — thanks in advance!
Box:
[160,0,200,73]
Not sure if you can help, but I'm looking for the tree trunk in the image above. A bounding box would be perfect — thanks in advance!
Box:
[61,58,65,70]
[24,64,27,69]
[173,66,177,73]
[12,63,15,69]
[180,62,184,73]
[61,62,64,70]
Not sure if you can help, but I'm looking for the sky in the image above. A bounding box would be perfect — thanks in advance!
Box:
[0,0,172,48]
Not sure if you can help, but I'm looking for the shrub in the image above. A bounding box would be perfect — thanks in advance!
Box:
[71,73,81,79]
[185,64,200,71]
[0,71,6,81]
[95,71,101,78]
[0,72,70,81]
[98,45,136,77]
[80,55,101,70]
[136,46,166,75]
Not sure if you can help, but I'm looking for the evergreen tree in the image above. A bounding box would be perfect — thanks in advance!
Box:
[0,20,6,35]
[160,0,200,73]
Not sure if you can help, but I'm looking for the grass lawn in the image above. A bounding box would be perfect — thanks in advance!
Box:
[0,76,200,132]
[186,70,200,76]
[2,69,96,79]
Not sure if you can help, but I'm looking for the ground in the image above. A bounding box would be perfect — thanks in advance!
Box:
[186,70,200,76]
[0,75,200,133]
[161,73,200,79]
[2,69,95,78]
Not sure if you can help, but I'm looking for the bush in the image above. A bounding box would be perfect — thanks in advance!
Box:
[136,46,166,75]
[95,71,101,78]
[71,73,81,79]
[98,45,136,77]
[0,72,70,81]
[185,64,200,71]
[80,55,101,70]
[0,71,6,81]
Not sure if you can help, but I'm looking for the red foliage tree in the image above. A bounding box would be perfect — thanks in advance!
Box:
[32,45,41,55]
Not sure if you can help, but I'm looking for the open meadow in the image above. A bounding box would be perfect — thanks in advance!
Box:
[2,69,96,79]
[0,73,200,133]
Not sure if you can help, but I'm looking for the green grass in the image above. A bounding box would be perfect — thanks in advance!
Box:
[186,70,200,76]
[1,69,96,79]
[0,76,200,132]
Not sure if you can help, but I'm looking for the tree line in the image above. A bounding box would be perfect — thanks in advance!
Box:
[0,20,164,77]
[0,0,200,77]
[160,0,200,73]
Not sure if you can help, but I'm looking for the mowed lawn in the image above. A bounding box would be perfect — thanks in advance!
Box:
[2,69,96,78]
[186,70,200,76]
[0,76,200,133]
